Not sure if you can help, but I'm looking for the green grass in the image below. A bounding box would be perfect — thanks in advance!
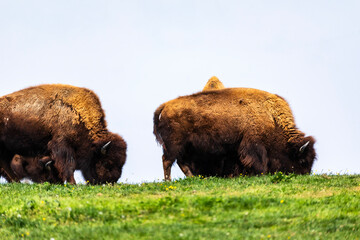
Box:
[1,174,359,240]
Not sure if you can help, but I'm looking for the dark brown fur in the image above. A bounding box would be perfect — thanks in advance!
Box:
[154,87,316,180]
[10,154,62,183]
[0,84,127,184]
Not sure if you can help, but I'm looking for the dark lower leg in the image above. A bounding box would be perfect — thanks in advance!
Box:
[162,155,174,181]
[64,163,76,184]
[239,143,268,175]
[67,174,76,184]
[0,162,19,182]
[177,162,194,177]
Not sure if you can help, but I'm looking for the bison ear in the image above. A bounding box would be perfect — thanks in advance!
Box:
[11,155,26,178]
[101,141,112,155]
[12,154,23,163]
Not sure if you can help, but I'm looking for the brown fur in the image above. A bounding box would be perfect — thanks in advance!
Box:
[10,154,62,183]
[0,84,127,184]
[202,76,225,91]
[154,87,316,180]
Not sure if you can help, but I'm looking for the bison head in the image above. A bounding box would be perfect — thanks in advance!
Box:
[10,154,62,183]
[296,137,316,174]
[84,133,127,184]
[282,136,316,174]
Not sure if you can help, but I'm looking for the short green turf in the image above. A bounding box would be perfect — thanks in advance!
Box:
[1,174,359,240]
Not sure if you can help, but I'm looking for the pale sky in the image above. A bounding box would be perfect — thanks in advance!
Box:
[1,1,359,183]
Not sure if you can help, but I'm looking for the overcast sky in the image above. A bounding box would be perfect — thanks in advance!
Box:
[1,1,359,183]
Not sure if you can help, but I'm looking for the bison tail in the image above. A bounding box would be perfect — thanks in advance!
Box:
[153,104,166,145]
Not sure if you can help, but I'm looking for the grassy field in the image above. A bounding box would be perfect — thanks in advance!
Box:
[0,173,359,240]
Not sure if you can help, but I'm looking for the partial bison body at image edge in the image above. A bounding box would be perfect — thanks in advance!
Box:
[0,84,127,184]
[154,86,316,181]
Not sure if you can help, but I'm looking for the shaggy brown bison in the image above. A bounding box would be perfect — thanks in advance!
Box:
[154,84,316,181]
[10,154,62,183]
[0,84,127,184]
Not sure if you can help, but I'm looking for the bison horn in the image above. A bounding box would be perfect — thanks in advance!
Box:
[299,141,310,153]
[101,141,112,155]
[45,160,53,171]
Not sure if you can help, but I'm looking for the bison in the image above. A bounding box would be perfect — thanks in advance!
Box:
[10,154,62,183]
[0,84,127,184]
[154,82,316,181]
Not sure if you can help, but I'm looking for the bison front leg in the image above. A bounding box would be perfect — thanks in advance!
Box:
[238,141,269,175]
[53,158,76,184]
[48,140,77,184]
[162,154,174,181]
[0,157,20,182]
[66,170,76,184]
[1,167,19,182]
[177,161,194,178]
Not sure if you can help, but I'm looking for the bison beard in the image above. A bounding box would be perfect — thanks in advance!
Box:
[0,84,127,184]
[154,87,316,181]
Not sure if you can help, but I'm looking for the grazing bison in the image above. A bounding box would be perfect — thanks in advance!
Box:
[0,84,127,184]
[10,154,62,183]
[154,85,316,181]
[202,76,225,91]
